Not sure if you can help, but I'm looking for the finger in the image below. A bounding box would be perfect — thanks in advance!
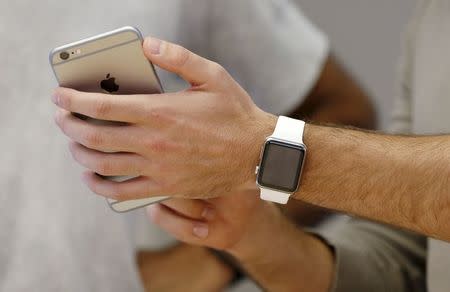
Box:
[82,171,162,200]
[68,142,149,177]
[53,87,156,123]
[160,199,215,221]
[147,204,210,244]
[55,109,139,152]
[143,37,224,86]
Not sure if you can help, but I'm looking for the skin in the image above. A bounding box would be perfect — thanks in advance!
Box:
[297,125,450,240]
[135,53,375,291]
[52,38,450,290]
[137,244,233,292]
[284,55,375,226]
[146,195,334,292]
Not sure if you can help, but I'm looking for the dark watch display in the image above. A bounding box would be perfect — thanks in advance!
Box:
[256,139,306,193]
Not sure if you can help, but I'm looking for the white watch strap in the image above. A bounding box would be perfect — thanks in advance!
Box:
[272,116,305,143]
[260,189,291,204]
[259,116,305,204]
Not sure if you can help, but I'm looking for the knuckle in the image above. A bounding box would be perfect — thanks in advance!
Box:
[146,106,177,125]
[171,45,190,68]
[111,192,126,201]
[153,177,177,195]
[83,130,103,148]
[147,107,164,121]
[162,181,178,194]
[95,159,113,176]
[94,99,111,118]
[111,185,124,199]
[131,161,145,175]
[145,138,170,153]
[106,183,125,200]
[153,163,170,175]
[210,62,228,80]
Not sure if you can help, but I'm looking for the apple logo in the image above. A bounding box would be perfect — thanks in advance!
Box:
[100,73,119,93]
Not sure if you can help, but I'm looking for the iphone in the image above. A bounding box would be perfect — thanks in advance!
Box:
[50,26,169,212]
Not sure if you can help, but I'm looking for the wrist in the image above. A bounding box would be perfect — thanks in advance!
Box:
[179,244,235,287]
[225,200,284,261]
[242,111,277,191]
[225,200,335,292]
[292,123,326,202]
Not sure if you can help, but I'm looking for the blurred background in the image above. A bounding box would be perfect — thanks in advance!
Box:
[0,1,418,292]
[297,1,415,129]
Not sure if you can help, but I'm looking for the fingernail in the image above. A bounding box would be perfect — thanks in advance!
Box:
[201,207,216,220]
[145,37,161,55]
[193,224,209,239]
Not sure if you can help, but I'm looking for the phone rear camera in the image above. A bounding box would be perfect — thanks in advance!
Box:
[60,51,70,60]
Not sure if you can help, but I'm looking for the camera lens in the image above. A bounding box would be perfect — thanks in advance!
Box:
[60,51,70,60]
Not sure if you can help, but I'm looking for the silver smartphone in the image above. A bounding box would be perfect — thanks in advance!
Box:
[49,26,169,212]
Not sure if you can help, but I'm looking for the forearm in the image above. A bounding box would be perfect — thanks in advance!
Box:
[284,56,376,226]
[296,124,450,240]
[227,203,334,292]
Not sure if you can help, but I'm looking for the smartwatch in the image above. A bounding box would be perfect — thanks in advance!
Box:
[255,116,307,204]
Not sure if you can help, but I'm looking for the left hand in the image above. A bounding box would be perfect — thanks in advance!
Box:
[147,192,336,292]
[53,37,276,201]
[146,190,272,253]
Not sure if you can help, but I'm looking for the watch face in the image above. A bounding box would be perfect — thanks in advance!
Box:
[257,140,306,193]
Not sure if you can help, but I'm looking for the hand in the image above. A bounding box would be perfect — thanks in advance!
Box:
[147,193,335,292]
[52,37,276,201]
[137,244,233,292]
[146,190,273,254]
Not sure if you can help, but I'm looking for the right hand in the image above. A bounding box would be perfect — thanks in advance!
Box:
[53,37,276,202]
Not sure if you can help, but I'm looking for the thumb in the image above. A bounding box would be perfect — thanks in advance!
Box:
[143,37,219,86]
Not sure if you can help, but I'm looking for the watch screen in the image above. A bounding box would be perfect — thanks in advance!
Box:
[257,140,305,193]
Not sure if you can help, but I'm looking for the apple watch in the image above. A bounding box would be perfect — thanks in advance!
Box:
[255,116,306,204]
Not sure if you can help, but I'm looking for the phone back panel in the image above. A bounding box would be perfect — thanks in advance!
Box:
[50,27,161,95]
[50,27,168,212]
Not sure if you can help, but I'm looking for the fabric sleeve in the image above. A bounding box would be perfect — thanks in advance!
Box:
[205,0,329,114]
[312,220,427,292]
[390,1,427,134]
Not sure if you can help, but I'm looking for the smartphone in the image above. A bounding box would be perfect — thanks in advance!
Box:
[49,26,169,212]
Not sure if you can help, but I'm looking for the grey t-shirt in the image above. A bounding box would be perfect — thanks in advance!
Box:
[0,0,328,291]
